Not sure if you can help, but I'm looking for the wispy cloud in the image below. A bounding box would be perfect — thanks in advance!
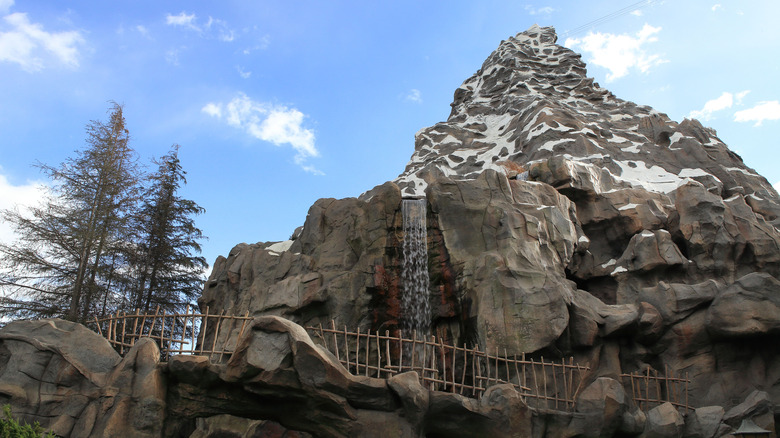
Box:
[734,101,780,127]
[203,93,321,173]
[525,5,555,15]
[0,0,13,14]
[135,25,150,38]
[166,11,198,30]
[165,12,236,42]
[564,23,666,82]
[236,65,251,79]
[631,10,643,16]
[0,168,48,244]
[688,90,750,121]
[711,4,722,11]
[405,89,422,104]
[0,11,85,71]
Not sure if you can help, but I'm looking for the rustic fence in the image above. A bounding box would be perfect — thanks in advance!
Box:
[621,366,690,412]
[307,321,589,411]
[89,311,691,413]
[92,306,252,362]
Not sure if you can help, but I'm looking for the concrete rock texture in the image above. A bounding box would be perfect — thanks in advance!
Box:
[4,25,780,436]
[201,26,780,419]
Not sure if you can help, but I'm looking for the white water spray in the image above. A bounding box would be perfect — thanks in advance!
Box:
[401,199,430,337]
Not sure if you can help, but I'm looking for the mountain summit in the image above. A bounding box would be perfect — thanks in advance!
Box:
[395,25,775,203]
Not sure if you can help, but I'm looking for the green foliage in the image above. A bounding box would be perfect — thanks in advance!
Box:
[0,405,55,438]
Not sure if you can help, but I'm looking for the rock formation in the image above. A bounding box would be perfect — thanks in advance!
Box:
[3,24,780,437]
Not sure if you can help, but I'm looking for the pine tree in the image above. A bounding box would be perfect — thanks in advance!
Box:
[130,145,207,315]
[0,103,139,323]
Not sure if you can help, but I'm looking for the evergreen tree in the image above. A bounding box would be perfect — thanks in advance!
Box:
[0,103,138,322]
[130,145,207,314]
[0,105,208,323]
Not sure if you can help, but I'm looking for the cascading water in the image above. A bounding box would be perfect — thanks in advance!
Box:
[401,198,430,338]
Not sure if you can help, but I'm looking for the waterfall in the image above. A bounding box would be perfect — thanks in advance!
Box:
[401,198,430,338]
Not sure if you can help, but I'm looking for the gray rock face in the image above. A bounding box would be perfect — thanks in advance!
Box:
[197,25,780,418]
[0,319,165,437]
[5,24,780,437]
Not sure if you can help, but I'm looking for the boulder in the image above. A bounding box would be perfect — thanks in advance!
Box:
[573,377,629,437]
[707,272,780,339]
[683,406,724,438]
[642,402,684,438]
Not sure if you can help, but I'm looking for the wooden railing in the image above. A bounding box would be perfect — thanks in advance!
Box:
[621,366,690,411]
[89,311,690,413]
[307,321,589,411]
[92,306,252,362]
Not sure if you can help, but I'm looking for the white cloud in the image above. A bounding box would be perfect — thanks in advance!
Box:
[525,5,555,15]
[405,89,422,104]
[631,10,643,16]
[0,12,85,71]
[735,90,750,105]
[166,12,236,42]
[688,90,751,121]
[0,0,13,14]
[202,94,320,170]
[166,11,198,30]
[205,16,234,42]
[236,65,251,79]
[0,169,48,244]
[774,181,780,194]
[712,4,722,11]
[564,23,666,82]
[689,92,733,120]
[734,101,780,127]
[136,25,150,38]
[165,47,181,65]
[201,102,222,118]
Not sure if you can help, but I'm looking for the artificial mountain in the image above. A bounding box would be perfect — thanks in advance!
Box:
[1,25,779,437]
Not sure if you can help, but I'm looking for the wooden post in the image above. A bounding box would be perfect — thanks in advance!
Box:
[552,359,559,410]
[471,344,478,397]
[568,357,574,406]
[645,367,651,410]
[160,310,167,357]
[120,311,127,355]
[332,320,340,362]
[94,316,102,336]
[420,333,427,383]
[531,358,539,406]
[356,327,361,375]
[344,325,351,373]
[385,330,391,375]
[398,331,404,373]
[485,348,491,386]
[130,309,140,346]
[375,330,381,378]
[513,355,521,394]
[107,313,113,346]
[522,353,527,394]
[441,338,447,392]
[541,356,548,409]
[365,328,371,377]
[504,348,510,384]
[561,360,568,408]
[460,343,467,395]
[199,306,209,355]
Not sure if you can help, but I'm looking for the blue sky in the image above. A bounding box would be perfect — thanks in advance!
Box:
[1,0,779,273]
